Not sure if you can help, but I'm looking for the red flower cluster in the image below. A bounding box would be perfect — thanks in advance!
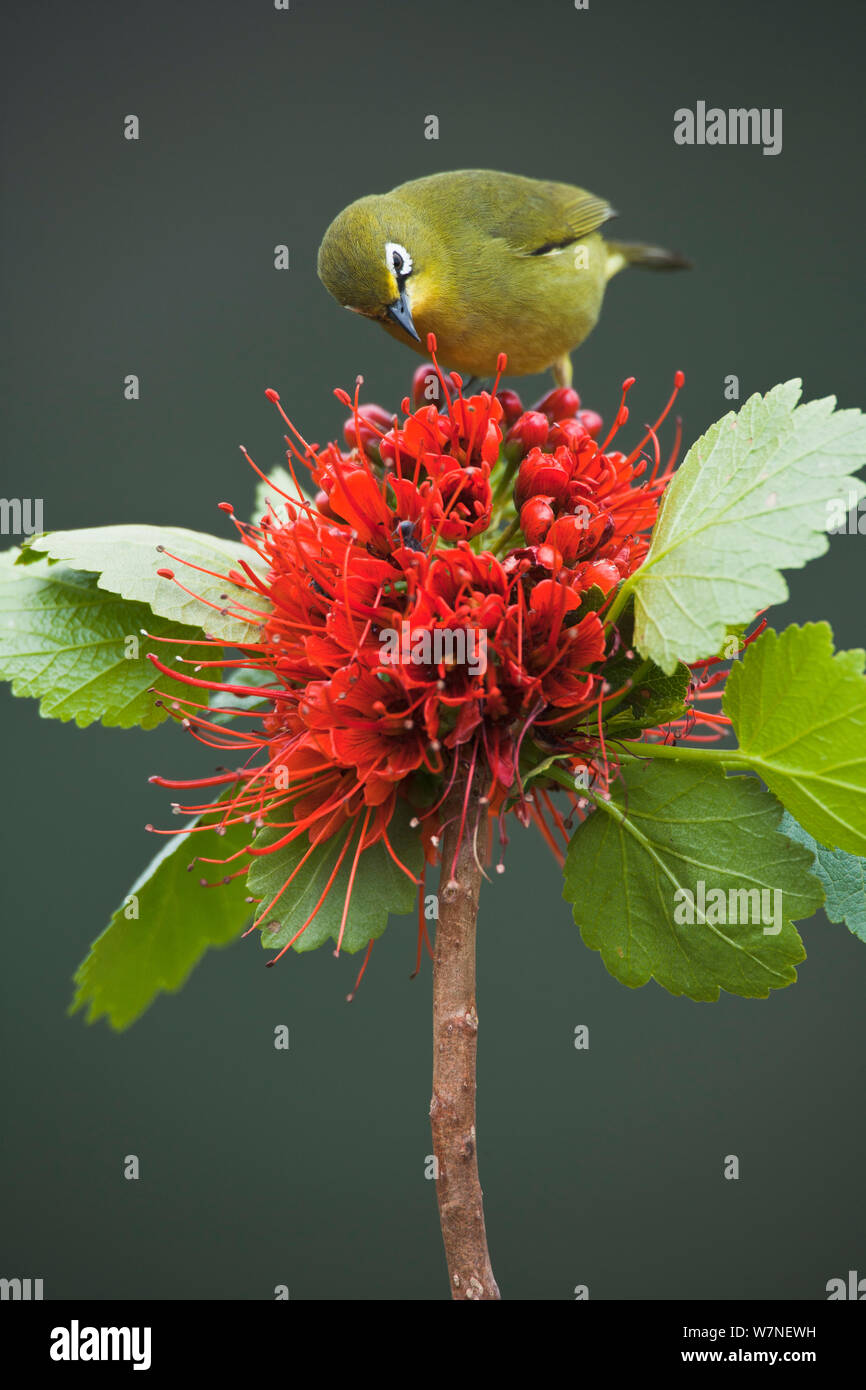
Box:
[146,343,722,966]
[512,377,683,587]
[313,360,502,548]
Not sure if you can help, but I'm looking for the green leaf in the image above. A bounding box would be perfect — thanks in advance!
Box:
[71,813,253,1030]
[778,810,866,943]
[563,761,822,1000]
[0,551,201,729]
[566,583,607,624]
[724,623,866,856]
[630,381,866,671]
[249,802,423,954]
[29,524,271,645]
[15,543,58,566]
[603,657,691,736]
[519,744,576,792]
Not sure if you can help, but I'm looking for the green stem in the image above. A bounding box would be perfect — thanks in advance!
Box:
[542,743,752,794]
[489,453,520,512]
[602,577,635,631]
[544,764,587,794]
[615,741,751,768]
[489,516,521,557]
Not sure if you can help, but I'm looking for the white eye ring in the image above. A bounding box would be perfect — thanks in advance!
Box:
[385,241,413,278]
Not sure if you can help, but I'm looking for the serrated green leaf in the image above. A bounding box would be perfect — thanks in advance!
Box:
[778,810,866,942]
[563,761,822,1000]
[724,623,866,856]
[249,802,423,954]
[0,551,201,729]
[15,542,58,566]
[604,657,691,736]
[630,381,866,670]
[30,524,271,644]
[71,813,253,1030]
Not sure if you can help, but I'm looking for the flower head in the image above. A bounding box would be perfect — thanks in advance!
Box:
[146,340,727,974]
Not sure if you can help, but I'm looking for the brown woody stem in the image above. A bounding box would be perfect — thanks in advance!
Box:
[430,763,500,1300]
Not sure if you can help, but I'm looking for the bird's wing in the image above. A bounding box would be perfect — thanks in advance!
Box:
[391,170,617,256]
[499,181,617,257]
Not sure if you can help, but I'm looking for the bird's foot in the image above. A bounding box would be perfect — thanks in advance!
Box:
[551,355,574,389]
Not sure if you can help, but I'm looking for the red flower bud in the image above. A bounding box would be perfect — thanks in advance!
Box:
[548,418,590,451]
[378,434,397,467]
[342,404,393,453]
[578,559,621,594]
[514,448,570,507]
[495,389,524,425]
[520,496,555,545]
[576,409,604,439]
[534,386,581,420]
[504,411,549,461]
[411,363,443,408]
[315,489,340,522]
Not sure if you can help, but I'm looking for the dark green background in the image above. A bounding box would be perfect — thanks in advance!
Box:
[2,0,864,1300]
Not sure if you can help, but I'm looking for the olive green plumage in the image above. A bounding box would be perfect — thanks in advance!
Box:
[317,170,689,385]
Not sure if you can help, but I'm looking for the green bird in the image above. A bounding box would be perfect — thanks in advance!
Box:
[317,169,689,386]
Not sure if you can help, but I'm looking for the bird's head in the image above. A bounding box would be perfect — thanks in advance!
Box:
[317,195,431,344]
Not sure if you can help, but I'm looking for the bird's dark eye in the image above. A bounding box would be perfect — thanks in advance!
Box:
[385,241,413,282]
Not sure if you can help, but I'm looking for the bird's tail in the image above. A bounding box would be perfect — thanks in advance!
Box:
[605,240,692,280]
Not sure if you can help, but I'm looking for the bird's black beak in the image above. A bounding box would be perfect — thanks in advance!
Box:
[385,290,420,342]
